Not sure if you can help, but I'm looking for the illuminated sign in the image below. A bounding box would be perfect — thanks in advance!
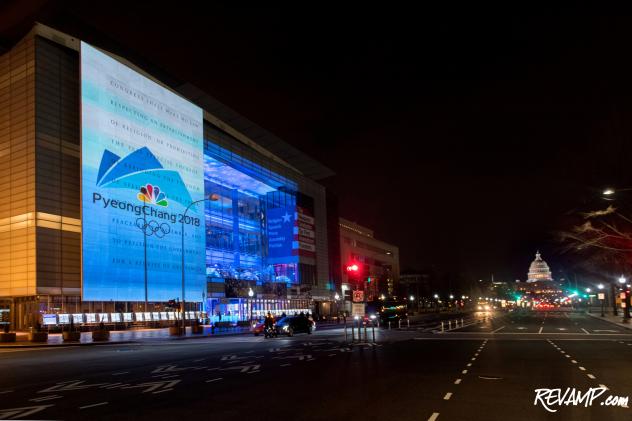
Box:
[81,42,204,302]
[267,207,296,261]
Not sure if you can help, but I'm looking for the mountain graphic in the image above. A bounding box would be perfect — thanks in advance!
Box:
[96,146,193,205]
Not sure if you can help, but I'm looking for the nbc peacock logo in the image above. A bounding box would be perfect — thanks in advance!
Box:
[137,184,168,207]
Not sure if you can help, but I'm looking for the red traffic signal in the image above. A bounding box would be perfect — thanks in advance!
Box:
[346,263,359,273]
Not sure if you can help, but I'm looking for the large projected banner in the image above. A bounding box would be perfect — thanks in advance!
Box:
[81,42,205,302]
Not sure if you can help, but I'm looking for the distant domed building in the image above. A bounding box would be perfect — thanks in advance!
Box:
[527,251,553,283]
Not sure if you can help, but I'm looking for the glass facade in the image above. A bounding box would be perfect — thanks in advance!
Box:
[203,142,303,320]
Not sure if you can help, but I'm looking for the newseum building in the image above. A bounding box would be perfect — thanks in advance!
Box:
[0,24,335,330]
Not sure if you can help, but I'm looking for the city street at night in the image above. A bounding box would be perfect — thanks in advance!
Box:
[2,310,632,420]
[3,4,632,420]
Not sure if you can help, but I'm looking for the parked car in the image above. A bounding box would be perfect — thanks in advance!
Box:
[275,316,315,336]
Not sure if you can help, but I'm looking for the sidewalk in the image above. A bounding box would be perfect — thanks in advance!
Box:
[0,322,344,348]
[586,311,632,331]
[0,325,251,348]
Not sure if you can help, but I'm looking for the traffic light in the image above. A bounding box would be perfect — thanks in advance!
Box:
[346,263,359,273]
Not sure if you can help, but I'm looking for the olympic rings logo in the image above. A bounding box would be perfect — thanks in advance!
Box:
[135,218,171,238]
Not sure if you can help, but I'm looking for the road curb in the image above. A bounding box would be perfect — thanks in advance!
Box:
[0,340,139,349]
[585,312,632,331]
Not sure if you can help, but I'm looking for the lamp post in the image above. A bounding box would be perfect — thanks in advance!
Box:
[585,288,592,313]
[433,294,439,312]
[248,287,254,323]
[598,283,605,317]
[619,276,630,323]
[181,194,219,334]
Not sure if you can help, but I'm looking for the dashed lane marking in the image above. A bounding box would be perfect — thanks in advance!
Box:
[581,328,590,335]
[79,402,108,410]
[600,384,609,390]
[29,395,63,402]
[571,360,577,364]
[205,378,223,383]
[462,370,468,374]
[112,371,129,376]
[579,367,586,371]
[587,374,596,379]
[443,392,452,400]
[428,412,440,421]
[538,327,543,334]
[454,379,462,385]
[492,326,506,333]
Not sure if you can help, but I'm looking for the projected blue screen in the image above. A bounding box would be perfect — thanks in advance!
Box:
[81,42,205,302]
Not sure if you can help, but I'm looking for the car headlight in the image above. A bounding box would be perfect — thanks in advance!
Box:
[370,314,376,319]
[252,324,256,328]
[282,325,288,331]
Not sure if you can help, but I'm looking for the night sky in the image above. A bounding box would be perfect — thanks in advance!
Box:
[3,3,632,284]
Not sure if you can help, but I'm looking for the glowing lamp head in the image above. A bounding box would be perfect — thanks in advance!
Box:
[346,264,359,273]
[598,283,604,290]
[603,188,615,196]
[619,276,627,284]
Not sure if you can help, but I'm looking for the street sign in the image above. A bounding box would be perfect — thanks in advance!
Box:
[352,303,365,317]
[598,293,605,300]
[352,290,364,302]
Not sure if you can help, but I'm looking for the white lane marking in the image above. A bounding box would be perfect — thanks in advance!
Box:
[492,326,505,333]
[112,371,129,376]
[443,392,452,400]
[587,374,596,379]
[0,390,13,394]
[328,354,336,357]
[467,363,472,367]
[565,355,570,358]
[79,402,108,410]
[29,395,63,402]
[600,384,609,390]
[571,360,577,364]
[538,327,543,334]
[280,363,291,367]
[462,370,468,374]
[205,378,223,383]
[471,357,476,361]
[581,328,590,335]
[428,413,440,421]
[454,379,462,384]
[579,366,586,371]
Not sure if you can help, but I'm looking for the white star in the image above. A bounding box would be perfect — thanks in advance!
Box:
[282,212,291,223]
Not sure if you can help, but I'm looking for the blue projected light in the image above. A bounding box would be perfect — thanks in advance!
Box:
[204,154,277,196]
[81,42,205,302]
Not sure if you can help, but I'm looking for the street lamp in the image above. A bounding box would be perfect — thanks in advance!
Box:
[334,293,340,301]
[585,288,592,313]
[248,287,254,323]
[598,283,605,317]
[181,193,219,334]
[619,276,631,322]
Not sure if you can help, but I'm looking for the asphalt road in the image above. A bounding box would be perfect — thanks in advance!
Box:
[1,310,631,420]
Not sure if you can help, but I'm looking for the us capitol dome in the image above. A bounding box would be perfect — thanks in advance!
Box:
[527,251,553,283]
